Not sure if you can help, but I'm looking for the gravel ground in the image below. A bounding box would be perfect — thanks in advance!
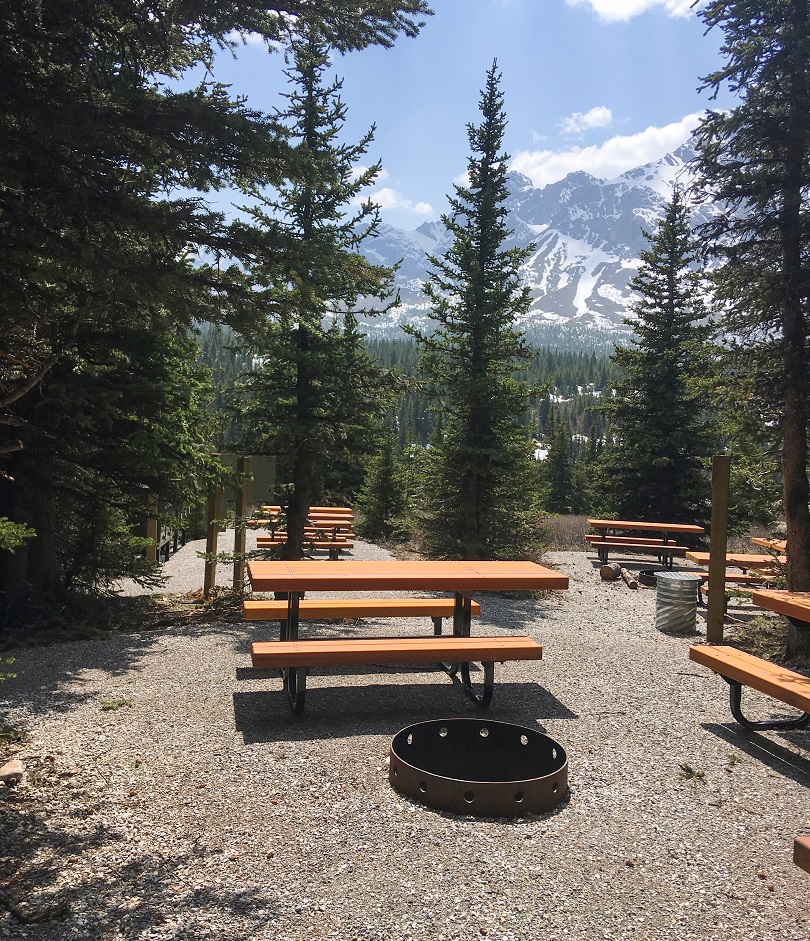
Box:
[1,538,808,941]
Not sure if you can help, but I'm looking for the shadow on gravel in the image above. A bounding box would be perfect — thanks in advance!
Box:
[1,624,255,719]
[702,722,810,784]
[0,788,280,937]
[233,676,576,744]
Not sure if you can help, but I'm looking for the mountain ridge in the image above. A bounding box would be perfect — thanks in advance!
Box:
[360,140,715,340]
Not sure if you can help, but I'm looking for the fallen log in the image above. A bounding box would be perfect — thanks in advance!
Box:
[600,562,621,581]
[620,567,639,590]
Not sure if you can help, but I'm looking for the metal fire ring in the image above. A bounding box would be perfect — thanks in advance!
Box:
[389,718,568,817]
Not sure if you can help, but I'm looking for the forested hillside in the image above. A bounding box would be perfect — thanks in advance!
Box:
[198,326,622,453]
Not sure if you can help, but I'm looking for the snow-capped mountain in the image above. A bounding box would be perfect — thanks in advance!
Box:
[360,142,718,340]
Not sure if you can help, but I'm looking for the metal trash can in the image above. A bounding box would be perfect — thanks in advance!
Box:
[654,571,703,634]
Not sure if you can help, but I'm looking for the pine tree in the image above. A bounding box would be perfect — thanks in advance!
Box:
[233,27,397,557]
[355,431,409,541]
[406,62,540,559]
[692,0,810,656]
[595,188,716,524]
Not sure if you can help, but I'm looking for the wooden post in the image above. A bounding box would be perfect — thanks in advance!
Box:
[203,455,222,599]
[145,493,158,563]
[706,454,731,644]
[233,456,252,592]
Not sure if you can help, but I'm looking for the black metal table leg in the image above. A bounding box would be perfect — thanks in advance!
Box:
[284,666,307,715]
[724,677,810,731]
[438,591,473,678]
[460,660,495,707]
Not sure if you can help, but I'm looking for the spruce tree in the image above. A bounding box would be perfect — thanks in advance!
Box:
[595,188,716,524]
[233,28,397,557]
[407,63,540,559]
[355,431,409,542]
[692,0,810,656]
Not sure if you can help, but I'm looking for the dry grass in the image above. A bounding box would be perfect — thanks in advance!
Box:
[542,515,589,550]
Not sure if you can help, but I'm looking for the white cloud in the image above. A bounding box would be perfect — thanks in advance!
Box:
[565,0,696,21]
[559,106,614,136]
[511,113,702,187]
[358,187,433,215]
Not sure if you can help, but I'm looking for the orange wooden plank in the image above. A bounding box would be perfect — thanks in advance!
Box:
[686,551,784,570]
[247,559,569,593]
[794,836,810,874]
[751,537,787,552]
[587,540,687,552]
[251,635,543,668]
[689,571,768,584]
[256,538,353,547]
[243,597,482,620]
[588,519,705,534]
[584,535,669,545]
[752,590,810,621]
[689,645,810,712]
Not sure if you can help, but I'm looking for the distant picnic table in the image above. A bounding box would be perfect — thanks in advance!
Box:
[586,519,705,568]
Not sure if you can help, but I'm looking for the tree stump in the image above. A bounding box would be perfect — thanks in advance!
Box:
[600,562,621,581]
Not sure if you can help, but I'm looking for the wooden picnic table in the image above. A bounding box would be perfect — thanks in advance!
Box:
[586,519,705,567]
[685,551,786,574]
[246,559,568,712]
[750,537,787,552]
[247,559,568,639]
[587,519,705,538]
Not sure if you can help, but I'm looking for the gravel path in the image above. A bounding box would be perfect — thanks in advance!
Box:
[1,540,808,940]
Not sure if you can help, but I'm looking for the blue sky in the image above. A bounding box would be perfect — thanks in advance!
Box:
[205,0,734,229]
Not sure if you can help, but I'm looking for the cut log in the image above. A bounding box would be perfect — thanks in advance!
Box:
[600,562,621,581]
[620,567,639,590]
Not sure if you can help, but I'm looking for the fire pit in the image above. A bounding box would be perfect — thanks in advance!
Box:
[389,718,568,817]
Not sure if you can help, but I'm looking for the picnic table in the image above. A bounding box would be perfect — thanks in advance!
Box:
[586,519,705,567]
[750,537,787,552]
[246,559,568,712]
[685,551,786,574]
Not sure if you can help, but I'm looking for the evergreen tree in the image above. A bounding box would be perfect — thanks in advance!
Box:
[406,63,540,559]
[233,28,397,557]
[692,0,810,656]
[595,188,716,524]
[542,422,575,515]
[0,1,430,606]
[355,431,409,541]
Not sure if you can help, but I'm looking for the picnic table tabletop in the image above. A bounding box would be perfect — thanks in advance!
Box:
[685,551,786,569]
[247,559,569,593]
[587,519,705,535]
[750,537,787,552]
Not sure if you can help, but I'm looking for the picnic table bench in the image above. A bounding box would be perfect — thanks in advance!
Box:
[586,519,704,567]
[246,559,567,714]
[689,644,810,731]
[795,836,810,874]
[244,596,482,635]
[256,535,353,559]
[751,589,810,623]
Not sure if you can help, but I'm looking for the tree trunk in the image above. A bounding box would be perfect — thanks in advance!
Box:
[780,0,810,660]
[281,325,314,561]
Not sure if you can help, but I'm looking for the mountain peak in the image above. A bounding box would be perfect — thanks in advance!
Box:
[361,139,717,337]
